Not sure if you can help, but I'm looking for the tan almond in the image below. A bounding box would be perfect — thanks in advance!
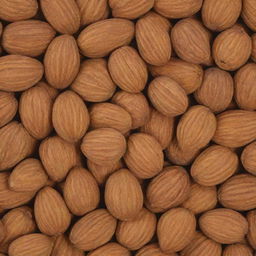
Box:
[252,34,256,61]
[247,210,256,249]
[242,0,256,31]
[223,244,253,256]
[136,243,178,256]
[36,81,58,100]
[241,141,256,175]
[88,242,131,256]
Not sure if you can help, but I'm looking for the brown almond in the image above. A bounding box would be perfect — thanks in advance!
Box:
[36,81,58,100]
[247,210,256,249]
[242,0,256,31]
[223,244,253,256]
[136,243,178,256]
[88,242,131,256]
[0,221,4,243]
[241,141,256,175]
[252,34,256,61]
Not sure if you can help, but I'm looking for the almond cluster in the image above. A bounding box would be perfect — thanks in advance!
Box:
[0,0,256,256]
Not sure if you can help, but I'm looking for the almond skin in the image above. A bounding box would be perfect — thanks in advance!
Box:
[213,110,256,147]
[202,0,242,31]
[218,174,256,211]
[223,244,253,256]
[69,209,117,251]
[71,59,116,102]
[213,25,252,71]
[252,34,256,61]
[0,221,4,243]
[88,243,131,256]
[35,186,71,236]
[0,55,43,92]
[108,46,148,93]
[136,243,178,256]
[2,20,56,57]
[158,208,196,253]
[242,0,256,31]
[105,169,143,221]
[148,76,188,117]
[124,133,164,179]
[199,208,248,244]
[37,81,58,100]
[146,166,190,213]
[247,210,256,249]
[171,18,212,66]
[78,18,134,58]
[241,141,256,175]
[44,35,80,89]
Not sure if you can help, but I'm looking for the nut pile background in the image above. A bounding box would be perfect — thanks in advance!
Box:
[0,0,256,255]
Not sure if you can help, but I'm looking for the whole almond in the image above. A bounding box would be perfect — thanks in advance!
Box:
[252,34,256,61]
[108,46,148,93]
[71,59,116,102]
[242,0,256,31]
[146,166,190,213]
[158,207,196,253]
[213,110,256,147]
[124,133,164,178]
[69,209,117,251]
[2,20,56,57]
[0,92,18,128]
[148,76,188,117]
[247,210,256,249]
[199,208,248,244]
[191,145,238,186]
[223,244,253,256]
[213,25,252,71]
[195,67,234,113]
[149,58,203,94]
[0,0,38,22]
[78,18,134,58]
[88,243,131,256]
[0,55,43,92]
[44,35,80,89]
[171,18,212,66]
[136,243,178,256]
[105,169,143,221]
[35,186,71,236]
[241,141,256,175]
[202,0,242,31]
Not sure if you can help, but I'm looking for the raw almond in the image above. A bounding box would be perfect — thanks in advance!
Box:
[88,243,131,256]
[242,0,256,31]
[37,81,58,100]
[78,18,134,58]
[223,244,253,256]
[252,34,256,61]
[0,221,4,243]
[247,210,256,249]
[241,141,256,175]
[136,243,178,256]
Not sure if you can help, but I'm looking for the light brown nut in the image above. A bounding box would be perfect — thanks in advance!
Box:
[136,243,178,256]
[247,210,256,249]
[223,243,253,256]
[241,141,256,175]
[88,243,131,256]
[242,0,256,31]
[0,221,4,244]
[252,34,256,62]
[36,81,59,100]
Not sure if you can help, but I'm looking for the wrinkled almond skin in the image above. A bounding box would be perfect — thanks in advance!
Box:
[78,18,134,58]
[35,186,71,236]
[88,243,131,256]
[218,174,256,211]
[37,81,58,100]
[44,35,80,89]
[199,208,248,244]
[247,210,256,249]
[241,141,256,175]
[252,34,256,62]
[105,169,143,221]
[213,25,252,71]
[223,244,253,256]
[158,208,196,253]
[69,209,117,251]
[213,110,256,147]
[202,0,242,31]
[2,20,56,57]
[195,68,234,113]
[0,221,4,244]
[136,243,178,256]
[0,55,43,92]
[146,166,190,213]
[242,0,256,31]
[171,18,212,66]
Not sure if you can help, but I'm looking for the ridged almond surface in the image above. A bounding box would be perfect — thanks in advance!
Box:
[35,186,71,236]
[199,208,248,244]
[171,18,212,66]
[247,210,256,249]
[0,55,43,92]
[213,25,252,71]
[69,209,117,251]
[242,0,256,31]
[252,34,256,61]
[136,243,178,256]
[37,81,58,100]
[105,169,143,221]
[2,20,56,57]
[78,18,134,58]
[223,244,253,256]
[158,208,196,253]
[0,221,4,243]
[241,141,256,175]
[213,110,256,147]
[44,35,80,89]
[88,243,131,256]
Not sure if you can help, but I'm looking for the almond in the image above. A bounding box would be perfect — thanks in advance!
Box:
[213,25,252,71]
[78,18,134,58]
[0,55,43,92]
[37,81,58,100]
[157,207,196,253]
[8,158,48,193]
[35,186,71,236]
[105,169,143,221]
[88,243,131,256]
[71,59,116,102]
[247,210,256,249]
[241,141,256,175]
[176,105,217,151]
[194,67,234,113]
[252,34,256,61]
[242,0,256,31]
[191,145,238,186]
[124,133,164,178]
[136,12,171,66]
[0,221,4,244]
[69,209,117,251]
[136,243,178,256]
[199,208,248,244]
[146,166,190,213]
[44,35,80,89]
[223,244,253,256]
[0,92,18,128]
[171,18,212,66]
[213,110,256,147]
[148,76,188,117]
[112,91,150,129]
[2,20,56,57]
[218,174,256,211]
[0,0,38,22]
[202,0,242,31]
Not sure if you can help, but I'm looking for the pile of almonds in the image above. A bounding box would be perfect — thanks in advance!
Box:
[1,0,256,255]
